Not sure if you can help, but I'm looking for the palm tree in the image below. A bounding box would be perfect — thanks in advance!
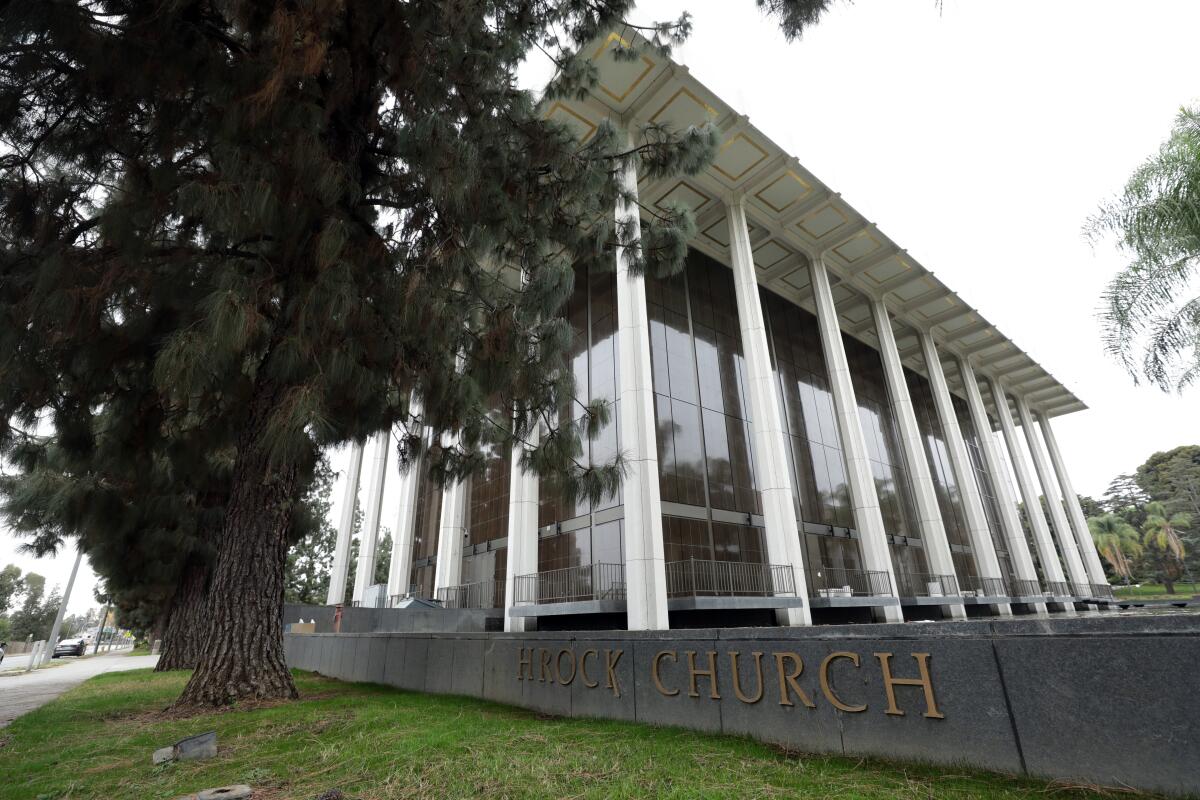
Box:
[1088,514,1142,584]
[1142,501,1191,593]
[1088,106,1200,393]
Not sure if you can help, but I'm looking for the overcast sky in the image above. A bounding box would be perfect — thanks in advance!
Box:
[3,0,1197,617]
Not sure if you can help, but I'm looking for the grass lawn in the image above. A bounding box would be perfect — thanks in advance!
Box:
[0,669,1159,800]
[1113,582,1199,600]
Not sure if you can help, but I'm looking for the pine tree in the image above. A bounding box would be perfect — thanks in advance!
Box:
[8,573,61,642]
[0,2,830,707]
[0,564,22,615]
[3,439,214,668]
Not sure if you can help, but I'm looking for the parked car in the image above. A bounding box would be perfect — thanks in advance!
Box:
[0,641,6,666]
[53,637,87,658]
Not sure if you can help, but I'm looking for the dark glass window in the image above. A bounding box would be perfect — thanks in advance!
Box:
[762,284,854,529]
[534,262,624,576]
[537,520,624,572]
[407,461,443,597]
[466,440,511,548]
[952,390,1013,580]
[804,534,863,574]
[844,334,921,543]
[460,429,511,585]
[645,251,765,565]
[905,368,972,551]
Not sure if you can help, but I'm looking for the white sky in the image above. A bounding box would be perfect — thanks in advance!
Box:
[3,0,1197,616]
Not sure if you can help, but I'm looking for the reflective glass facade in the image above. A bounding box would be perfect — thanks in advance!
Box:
[426,247,1037,600]
[537,262,624,574]
[952,391,1014,582]
[647,255,765,564]
[407,463,443,598]
[459,436,511,586]
[904,365,980,578]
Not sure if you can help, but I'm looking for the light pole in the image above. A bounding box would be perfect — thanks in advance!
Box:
[93,603,110,655]
[43,547,83,665]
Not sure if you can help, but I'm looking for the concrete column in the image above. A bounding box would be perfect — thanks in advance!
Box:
[960,367,1046,618]
[433,459,468,596]
[1015,395,1090,589]
[919,334,1011,616]
[727,198,810,626]
[386,424,425,603]
[1036,411,1109,586]
[326,440,365,605]
[960,361,1046,612]
[810,255,903,622]
[352,432,390,605]
[44,548,83,661]
[871,299,966,620]
[614,135,670,631]
[503,425,540,632]
[989,378,1072,602]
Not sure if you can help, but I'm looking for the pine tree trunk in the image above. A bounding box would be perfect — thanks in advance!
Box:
[174,382,299,707]
[155,558,210,672]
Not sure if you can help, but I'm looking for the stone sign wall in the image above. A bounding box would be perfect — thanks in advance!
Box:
[283,615,1200,796]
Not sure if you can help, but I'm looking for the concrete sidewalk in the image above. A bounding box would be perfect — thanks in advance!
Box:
[0,651,159,727]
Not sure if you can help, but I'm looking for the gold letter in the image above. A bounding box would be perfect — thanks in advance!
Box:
[729,651,765,704]
[819,651,866,713]
[874,652,944,719]
[538,648,552,683]
[517,647,534,681]
[605,649,624,698]
[686,650,721,700]
[580,649,599,688]
[556,649,577,686]
[652,650,679,697]
[773,652,816,708]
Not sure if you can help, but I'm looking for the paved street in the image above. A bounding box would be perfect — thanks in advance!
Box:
[0,650,159,727]
[0,645,128,673]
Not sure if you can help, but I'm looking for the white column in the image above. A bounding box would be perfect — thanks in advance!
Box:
[433,471,468,596]
[871,300,966,620]
[1036,411,1109,587]
[989,378,1072,601]
[45,548,84,660]
[727,198,811,626]
[919,333,1011,616]
[1015,395,1089,589]
[615,134,670,631]
[352,432,390,605]
[503,425,540,632]
[386,426,425,602]
[960,360,1045,611]
[326,440,365,605]
[810,255,903,622]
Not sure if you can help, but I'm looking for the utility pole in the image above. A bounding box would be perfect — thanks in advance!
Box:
[93,603,110,655]
[43,547,83,665]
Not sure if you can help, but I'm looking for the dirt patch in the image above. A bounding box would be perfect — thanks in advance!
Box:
[100,691,343,724]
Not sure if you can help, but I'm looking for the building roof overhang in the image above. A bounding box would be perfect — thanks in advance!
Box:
[543,28,1086,420]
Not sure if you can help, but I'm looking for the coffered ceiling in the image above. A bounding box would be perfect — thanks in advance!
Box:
[542,29,1085,419]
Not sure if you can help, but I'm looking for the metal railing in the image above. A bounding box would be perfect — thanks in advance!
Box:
[665,558,796,598]
[513,562,626,605]
[1009,578,1042,597]
[895,571,960,598]
[387,584,426,608]
[437,579,506,610]
[961,576,1007,597]
[1070,582,1093,599]
[808,566,893,598]
[1044,580,1070,597]
[1091,583,1115,600]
